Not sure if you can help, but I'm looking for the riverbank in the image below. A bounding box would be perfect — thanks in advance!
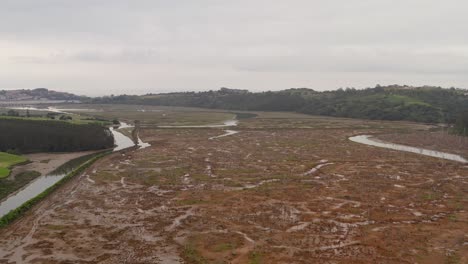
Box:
[0,119,147,224]
[349,135,467,163]
[0,152,27,179]
[377,131,468,159]
[9,151,100,179]
[0,151,102,203]
[0,151,109,228]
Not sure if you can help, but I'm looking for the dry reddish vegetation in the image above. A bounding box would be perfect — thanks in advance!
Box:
[0,113,466,264]
[378,130,468,158]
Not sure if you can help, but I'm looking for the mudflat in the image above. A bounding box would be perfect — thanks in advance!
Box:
[0,110,466,263]
[9,151,100,179]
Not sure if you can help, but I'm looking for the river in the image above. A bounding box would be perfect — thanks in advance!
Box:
[158,119,238,128]
[349,135,467,163]
[0,122,150,218]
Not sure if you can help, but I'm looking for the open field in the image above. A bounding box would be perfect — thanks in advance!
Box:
[0,107,466,263]
[0,153,27,178]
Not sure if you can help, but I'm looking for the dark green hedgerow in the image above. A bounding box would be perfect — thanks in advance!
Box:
[0,118,114,154]
[0,151,110,228]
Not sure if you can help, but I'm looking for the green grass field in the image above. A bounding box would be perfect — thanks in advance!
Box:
[0,152,27,178]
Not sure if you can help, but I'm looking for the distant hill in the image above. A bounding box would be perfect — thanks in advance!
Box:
[0,88,84,102]
[89,85,468,124]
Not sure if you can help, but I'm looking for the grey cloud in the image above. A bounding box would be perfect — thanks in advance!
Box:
[233,45,468,74]
[1,0,468,94]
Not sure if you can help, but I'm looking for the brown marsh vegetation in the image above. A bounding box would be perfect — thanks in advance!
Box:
[0,105,466,263]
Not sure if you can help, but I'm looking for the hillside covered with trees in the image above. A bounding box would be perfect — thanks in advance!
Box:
[0,88,85,101]
[89,85,468,124]
[0,118,114,153]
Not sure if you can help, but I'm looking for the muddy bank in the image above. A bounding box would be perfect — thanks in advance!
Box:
[111,121,151,150]
[0,151,109,218]
[377,131,468,158]
[0,115,466,263]
[9,151,100,179]
[0,121,149,218]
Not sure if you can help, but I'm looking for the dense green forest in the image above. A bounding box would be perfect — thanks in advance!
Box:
[89,85,468,124]
[0,118,114,153]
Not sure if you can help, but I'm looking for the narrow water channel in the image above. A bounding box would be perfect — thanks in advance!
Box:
[0,153,98,217]
[208,130,239,140]
[110,122,135,151]
[158,119,238,128]
[349,135,467,163]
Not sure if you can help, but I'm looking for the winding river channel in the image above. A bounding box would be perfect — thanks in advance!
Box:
[350,135,468,163]
[0,109,235,218]
[158,119,238,128]
[0,122,149,218]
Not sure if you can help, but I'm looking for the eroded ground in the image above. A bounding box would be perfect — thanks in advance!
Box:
[10,151,100,178]
[0,110,467,263]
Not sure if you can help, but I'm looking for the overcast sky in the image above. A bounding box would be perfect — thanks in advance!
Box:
[1,0,468,96]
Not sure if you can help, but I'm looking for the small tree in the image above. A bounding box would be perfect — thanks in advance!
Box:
[59,115,72,121]
[455,111,468,136]
[46,113,56,119]
[7,110,19,116]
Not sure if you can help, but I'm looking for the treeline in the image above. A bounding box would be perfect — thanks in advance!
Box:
[88,85,468,124]
[0,118,114,153]
[89,88,306,111]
